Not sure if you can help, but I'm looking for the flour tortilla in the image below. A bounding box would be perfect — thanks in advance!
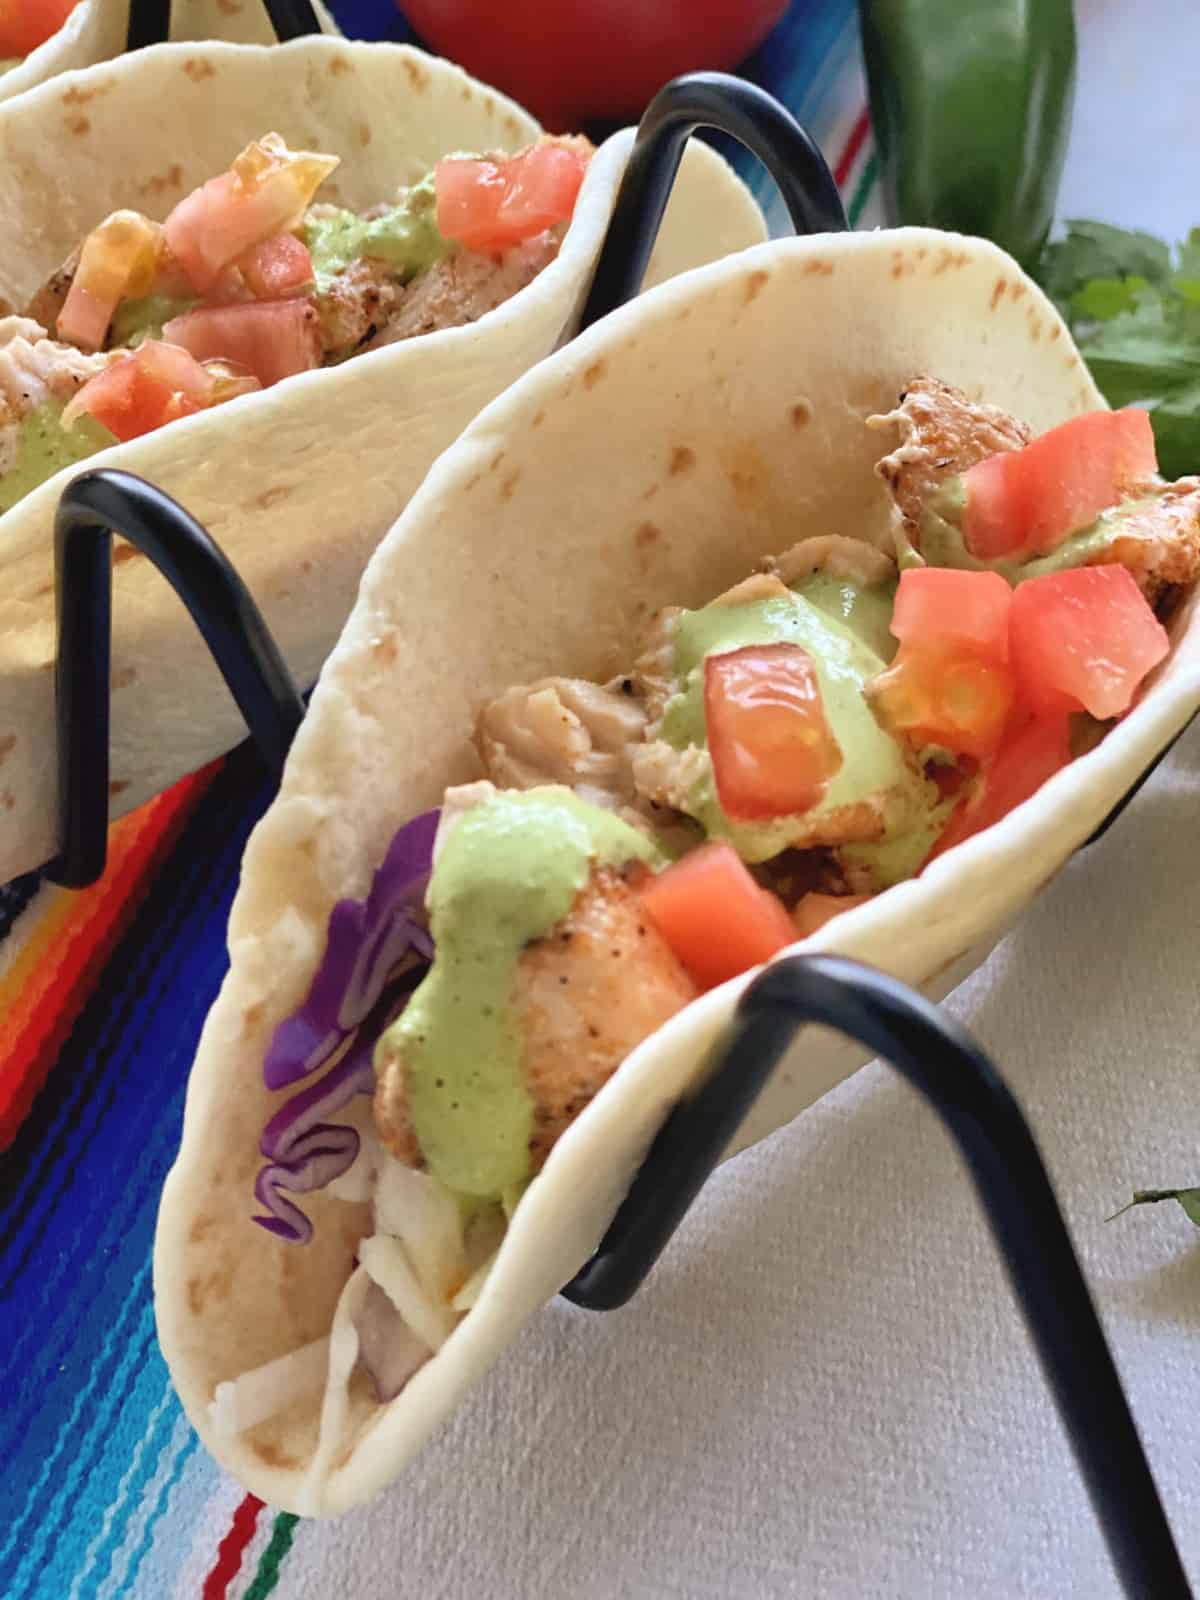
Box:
[0,0,338,104]
[0,36,764,883]
[155,228,1200,1515]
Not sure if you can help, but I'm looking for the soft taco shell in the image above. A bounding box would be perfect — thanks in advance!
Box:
[155,227,1200,1514]
[0,0,338,104]
[0,36,764,883]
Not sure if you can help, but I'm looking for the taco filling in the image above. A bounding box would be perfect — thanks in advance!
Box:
[0,0,76,69]
[0,129,590,514]
[216,379,1199,1444]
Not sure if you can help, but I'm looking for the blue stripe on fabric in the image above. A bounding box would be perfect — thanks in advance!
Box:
[0,750,274,1600]
[103,1420,200,1600]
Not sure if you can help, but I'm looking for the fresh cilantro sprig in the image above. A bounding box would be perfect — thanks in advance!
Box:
[1108,1188,1200,1228]
[1036,221,1200,479]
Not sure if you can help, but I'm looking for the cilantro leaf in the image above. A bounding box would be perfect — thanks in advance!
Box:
[1034,222,1200,479]
[1108,1188,1200,1226]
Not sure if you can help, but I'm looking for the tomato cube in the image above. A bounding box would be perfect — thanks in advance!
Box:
[1009,565,1170,720]
[929,713,1073,859]
[238,233,315,299]
[162,299,321,388]
[963,409,1157,560]
[704,643,842,821]
[867,647,1014,762]
[890,567,1012,663]
[637,842,797,990]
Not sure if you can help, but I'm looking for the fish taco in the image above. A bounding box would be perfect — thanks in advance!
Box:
[154,228,1200,1513]
[0,0,337,103]
[0,35,764,883]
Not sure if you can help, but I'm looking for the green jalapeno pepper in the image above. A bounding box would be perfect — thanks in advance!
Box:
[858,0,1077,270]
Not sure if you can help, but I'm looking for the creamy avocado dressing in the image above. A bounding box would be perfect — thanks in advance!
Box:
[795,571,898,663]
[916,476,1165,584]
[379,790,663,1198]
[111,294,198,348]
[304,172,453,292]
[661,589,936,866]
[0,402,115,515]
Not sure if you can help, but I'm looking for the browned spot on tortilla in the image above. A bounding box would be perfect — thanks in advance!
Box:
[669,446,695,476]
[916,247,929,260]
[641,483,659,502]
[1,792,12,813]
[183,58,215,82]
[803,258,833,276]
[462,472,483,492]
[250,1439,304,1470]
[791,400,812,428]
[402,57,430,90]
[372,634,398,664]
[531,410,545,429]
[357,122,372,148]
[111,665,136,689]
[251,484,293,510]
[460,84,473,101]
[990,278,1006,311]
[138,163,183,200]
[890,260,904,279]
[503,114,520,136]
[1049,324,1061,342]
[186,1265,234,1316]
[33,583,52,600]
[108,780,129,797]
[500,469,521,501]
[188,1214,217,1244]
[112,545,142,567]
[328,54,352,76]
[61,82,106,106]
[743,269,769,304]
[935,248,967,274]
[0,735,14,766]
[66,115,90,136]
[1010,281,1026,300]
[215,0,241,13]
[243,1002,265,1032]
[634,522,659,548]
[1027,313,1041,341]
[488,450,505,473]
[582,359,606,389]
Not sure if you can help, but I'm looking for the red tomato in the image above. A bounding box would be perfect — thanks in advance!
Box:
[929,713,1073,859]
[238,233,314,299]
[162,300,321,388]
[401,0,788,129]
[435,144,588,252]
[704,643,843,821]
[637,842,797,990]
[962,409,1158,560]
[1009,565,1170,721]
[867,647,1014,762]
[890,567,1012,662]
[68,349,202,442]
[0,0,75,56]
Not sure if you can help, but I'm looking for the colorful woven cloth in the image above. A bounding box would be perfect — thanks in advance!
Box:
[0,5,877,1596]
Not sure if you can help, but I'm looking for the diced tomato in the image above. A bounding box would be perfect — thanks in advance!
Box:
[57,210,161,350]
[238,233,314,299]
[792,892,871,938]
[0,0,76,56]
[66,346,203,443]
[435,141,588,252]
[637,842,797,990]
[962,408,1157,561]
[867,647,1015,762]
[162,299,321,388]
[164,135,337,294]
[929,713,1073,859]
[704,643,842,821]
[1009,565,1170,721]
[890,567,1012,663]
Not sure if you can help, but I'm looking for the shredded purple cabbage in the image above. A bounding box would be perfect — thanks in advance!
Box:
[252,809,439,1243]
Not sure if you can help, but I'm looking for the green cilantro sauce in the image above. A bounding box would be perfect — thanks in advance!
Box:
[916,476,1165,584]
[378,789,664,1199]
[0,402,116,516]
[798,571,898,663]
[304,172,454,293]
[110,295,197,348]
[660,584,939,875]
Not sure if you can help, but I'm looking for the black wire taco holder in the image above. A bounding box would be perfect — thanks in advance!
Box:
[42,75,1194,1596]
[126,0,323,52]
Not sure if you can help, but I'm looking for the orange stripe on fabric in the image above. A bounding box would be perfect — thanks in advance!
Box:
[0,761,222,1148]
